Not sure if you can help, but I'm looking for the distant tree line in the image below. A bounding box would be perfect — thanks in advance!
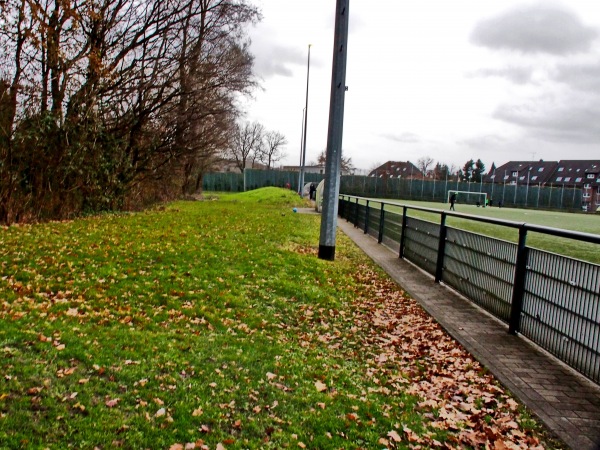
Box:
[415,157,488,183]
[0,0,265,223]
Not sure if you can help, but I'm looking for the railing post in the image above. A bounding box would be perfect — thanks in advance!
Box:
[354,197,360,227]
[339,196,345,219]
[377,203,385,244]
[509,226,529,335]
[435,213,448,283]
[399,206,408,258]
[364,200,370,234]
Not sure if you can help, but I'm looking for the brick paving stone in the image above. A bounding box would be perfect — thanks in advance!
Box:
[337,220,600,450]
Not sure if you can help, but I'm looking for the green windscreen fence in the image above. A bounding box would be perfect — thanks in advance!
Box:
[339,176,582,211]
[202,170,582,211]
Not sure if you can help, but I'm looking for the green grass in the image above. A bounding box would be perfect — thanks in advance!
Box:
[0,188,562,449]
[365,198,600,264]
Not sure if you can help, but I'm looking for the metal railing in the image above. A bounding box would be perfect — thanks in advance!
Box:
[339,195,600,384]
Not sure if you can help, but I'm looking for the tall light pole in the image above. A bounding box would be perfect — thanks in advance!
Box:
[298,44,312,196]
[318,0,349,261]
[297,108,306,193]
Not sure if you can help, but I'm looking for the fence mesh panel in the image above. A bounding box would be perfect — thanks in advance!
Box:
[521,249,600,383]
[443,229,516,322]
[403,217,439,276]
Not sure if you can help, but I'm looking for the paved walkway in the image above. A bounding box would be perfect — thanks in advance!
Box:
[335,218,600,450]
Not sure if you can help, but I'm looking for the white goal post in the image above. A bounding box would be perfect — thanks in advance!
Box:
[447,190,488,206]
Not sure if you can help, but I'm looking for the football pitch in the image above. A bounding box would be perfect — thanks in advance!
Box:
[366,198,600,264]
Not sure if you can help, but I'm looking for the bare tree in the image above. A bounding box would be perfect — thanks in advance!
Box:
[258,130,287,169]
[314,149,354,173]
[417,156,434,178]
[229,121,264,172]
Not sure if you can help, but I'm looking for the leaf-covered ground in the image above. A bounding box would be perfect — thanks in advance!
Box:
[0,188,562,449]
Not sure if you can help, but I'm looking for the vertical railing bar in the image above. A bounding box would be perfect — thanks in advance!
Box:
[593,269,600,382]
[354,197,360,227]
[364,200,370,234]
[573,261,584,371]
[565,259,575,365]
[435,213,448,283]
[509,225,529,335]
[378,203,385,244]
[544,255,560,354]
[399,206,408,258]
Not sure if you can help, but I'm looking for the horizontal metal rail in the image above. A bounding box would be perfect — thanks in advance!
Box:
[340,195,600,244]
[339,194,600,385]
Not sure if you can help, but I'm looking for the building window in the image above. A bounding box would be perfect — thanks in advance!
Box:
[583,192,591,198]
[512,171,518,177]
[504,175,509,180]
[588,173,595,179]
[558,167,564,172]
[556,177,563,182]
[576,177,582,182]
[519,176,525,181]
[538,167,544,172]
[531,176,538,181]
[584,183,591,189]
[564,177,571,182]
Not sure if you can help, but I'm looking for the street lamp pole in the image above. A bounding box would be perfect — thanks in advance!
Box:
[298,44,311,196]
[297,108,306,193]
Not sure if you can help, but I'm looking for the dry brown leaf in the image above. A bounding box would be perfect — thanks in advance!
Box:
[387,430,402,442]
[105,398,120,408]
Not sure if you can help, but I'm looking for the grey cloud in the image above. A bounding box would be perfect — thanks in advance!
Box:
[493,100,600,143]
[470,4,598,55]
[460,134,508,150]
[470,66,535,85]
[553,62,600,93]
[252,44,306,79]
[381,132,420,144]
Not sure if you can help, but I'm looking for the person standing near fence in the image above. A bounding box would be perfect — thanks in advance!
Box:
[450,193,457,211]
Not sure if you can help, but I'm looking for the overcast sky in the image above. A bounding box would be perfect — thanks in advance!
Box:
[241,0,600,173]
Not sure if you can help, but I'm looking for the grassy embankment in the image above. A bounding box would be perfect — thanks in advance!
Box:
[1,188,560,449]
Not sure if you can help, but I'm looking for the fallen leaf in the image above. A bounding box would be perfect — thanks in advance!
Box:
[105,398,120,408]
[388,430,402,442]
[315,380,327,392]
[155,407,166,417]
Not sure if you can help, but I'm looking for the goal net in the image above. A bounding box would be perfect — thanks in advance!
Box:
[447,190,488,206]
